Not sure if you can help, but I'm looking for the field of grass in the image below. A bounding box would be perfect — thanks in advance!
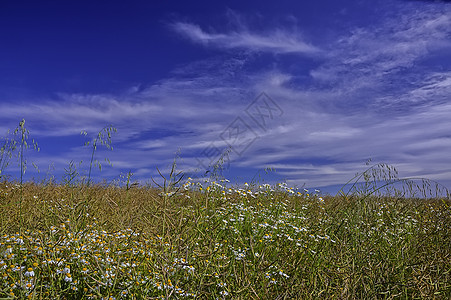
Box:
[0,177,450,299]
[0,122,450,299]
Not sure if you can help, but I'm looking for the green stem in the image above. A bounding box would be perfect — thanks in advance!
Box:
[87,139,97,187]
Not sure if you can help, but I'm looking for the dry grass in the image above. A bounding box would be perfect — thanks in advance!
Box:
[0,179,450,299]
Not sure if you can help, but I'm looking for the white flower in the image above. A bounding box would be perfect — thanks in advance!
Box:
[24,281,34,290]
[185,265,195,274]
[24,268,35,277]
[64,273,73,282]
[278,270,289,278]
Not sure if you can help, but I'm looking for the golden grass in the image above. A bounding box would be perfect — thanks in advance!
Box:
[0,179,450,299]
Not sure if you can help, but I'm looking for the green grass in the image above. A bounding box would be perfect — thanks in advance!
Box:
[0,179,449,299]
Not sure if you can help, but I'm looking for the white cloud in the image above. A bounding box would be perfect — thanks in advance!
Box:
[310,5,451,95]
[171,21,320,55]
[234,101,451,188]
[373,71,451,113]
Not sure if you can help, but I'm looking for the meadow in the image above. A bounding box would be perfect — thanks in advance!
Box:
[0,122,450,299]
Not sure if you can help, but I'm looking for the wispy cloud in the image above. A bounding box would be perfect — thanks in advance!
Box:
[310,5,451,100]
[170,18,320,55]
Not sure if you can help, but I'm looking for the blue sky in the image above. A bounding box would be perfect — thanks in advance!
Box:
[1,0,451,193]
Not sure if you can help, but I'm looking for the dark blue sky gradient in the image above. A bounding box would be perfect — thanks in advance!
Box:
[0,0,376,94]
